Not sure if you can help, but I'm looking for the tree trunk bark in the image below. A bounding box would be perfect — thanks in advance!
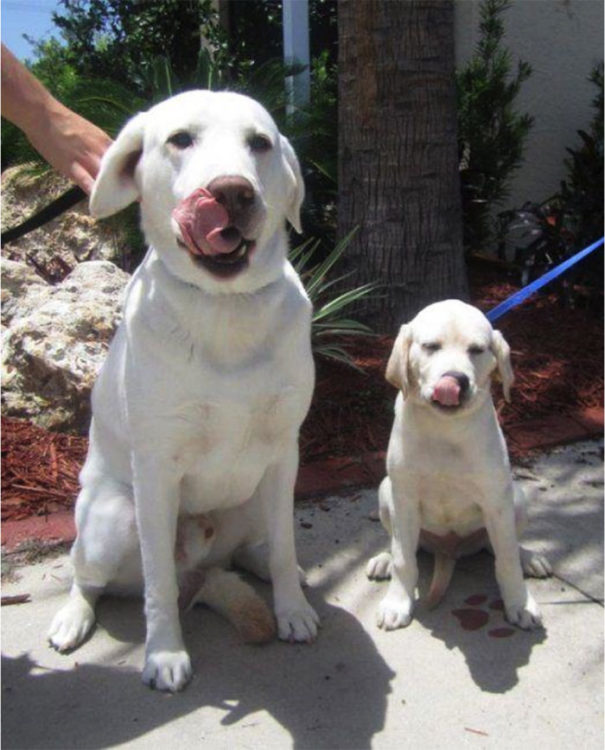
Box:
[338,0,468,332]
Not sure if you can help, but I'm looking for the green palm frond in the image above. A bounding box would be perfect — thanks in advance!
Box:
[289,228,378,369]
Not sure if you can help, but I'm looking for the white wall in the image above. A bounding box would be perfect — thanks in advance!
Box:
[455,0,604,210]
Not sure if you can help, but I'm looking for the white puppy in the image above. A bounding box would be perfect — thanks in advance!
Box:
[367,299,551,631]
[48,91,319,691]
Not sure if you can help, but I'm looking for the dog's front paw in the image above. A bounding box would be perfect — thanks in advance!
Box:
[48,599,95,653]
[377,594,414,630]
[504,593,543,630]
[142,649,192,692]
[276,599,319,643]
[366,552,392,580]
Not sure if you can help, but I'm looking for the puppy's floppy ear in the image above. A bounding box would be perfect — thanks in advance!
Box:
[386,324,412,396]
[491,329,514,402]
[89,111,147,219]
[279,134,305,234]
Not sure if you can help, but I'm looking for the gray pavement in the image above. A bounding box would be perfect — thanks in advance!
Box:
[2,440,603,749]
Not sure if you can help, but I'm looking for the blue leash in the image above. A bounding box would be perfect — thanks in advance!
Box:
[486,236,604,323]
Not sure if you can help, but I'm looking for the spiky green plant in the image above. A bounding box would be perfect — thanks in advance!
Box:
[290,228,377,368]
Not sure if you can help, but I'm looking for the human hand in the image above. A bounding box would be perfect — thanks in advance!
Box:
[28,100,113,195]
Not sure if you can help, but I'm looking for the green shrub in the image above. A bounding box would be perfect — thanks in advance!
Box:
[456,0,533,254]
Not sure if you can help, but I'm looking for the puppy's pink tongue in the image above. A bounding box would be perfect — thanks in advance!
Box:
[172,188,240,256]
[432,375,461,406]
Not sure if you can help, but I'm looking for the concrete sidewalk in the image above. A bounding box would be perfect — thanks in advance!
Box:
[2,440,603,749]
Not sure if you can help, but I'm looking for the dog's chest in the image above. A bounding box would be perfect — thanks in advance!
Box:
[173,386,304,511]
[408,471,486,536]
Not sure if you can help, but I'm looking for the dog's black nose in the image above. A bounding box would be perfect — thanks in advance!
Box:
[207,176,255,221]
[443,371,470,396]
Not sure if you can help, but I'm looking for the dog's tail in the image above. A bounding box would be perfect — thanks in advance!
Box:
[425,553,456,609]
[181,567,277,644]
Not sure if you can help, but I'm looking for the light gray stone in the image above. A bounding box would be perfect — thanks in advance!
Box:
[1,165,131,274]
[1,260,129,432]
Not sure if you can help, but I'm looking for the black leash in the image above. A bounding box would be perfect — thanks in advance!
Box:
[1,185,86,247]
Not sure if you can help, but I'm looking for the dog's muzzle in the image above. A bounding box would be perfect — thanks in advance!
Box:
[431,371,470,410]
[172,178,258,279]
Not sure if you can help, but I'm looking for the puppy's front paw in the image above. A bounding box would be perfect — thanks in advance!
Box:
[504,593,543,630]
[142,649,192,692]
[276,599,319,643]
[48,599,95,653]
[366,552,392,580]
[376,594,414,631]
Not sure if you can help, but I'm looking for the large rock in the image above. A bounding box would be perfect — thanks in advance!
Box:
[1,260,130,433]
[1,166,134,279]
[1,258,49,327]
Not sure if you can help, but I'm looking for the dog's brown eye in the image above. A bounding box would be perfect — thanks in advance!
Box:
[422,342,441,353]
[248,134,272,153]
[468,345,485,355]
[167,131,194,149]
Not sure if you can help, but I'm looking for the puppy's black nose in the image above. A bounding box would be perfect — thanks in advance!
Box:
[442,371,470,396]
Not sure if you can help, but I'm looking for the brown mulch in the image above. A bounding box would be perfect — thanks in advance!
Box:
[2,262,603,522]
[1,419,87,522]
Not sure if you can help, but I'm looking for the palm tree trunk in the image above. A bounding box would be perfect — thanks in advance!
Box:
[338,0,468,331]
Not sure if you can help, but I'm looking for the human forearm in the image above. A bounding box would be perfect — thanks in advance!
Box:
[1,44,112,194]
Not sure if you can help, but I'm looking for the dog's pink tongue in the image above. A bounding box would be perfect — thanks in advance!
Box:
[172,188,239,256]
[432,375,461,406]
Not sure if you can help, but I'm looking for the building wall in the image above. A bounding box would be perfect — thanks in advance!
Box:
[455,0,603,212]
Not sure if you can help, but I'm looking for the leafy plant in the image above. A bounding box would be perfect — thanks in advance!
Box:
[290,228,377,368]
[456,0,534,254]
[558,64,604,251]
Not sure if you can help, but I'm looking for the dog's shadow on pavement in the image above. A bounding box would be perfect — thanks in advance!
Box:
[414,550,547,694]
[2,593,395,750]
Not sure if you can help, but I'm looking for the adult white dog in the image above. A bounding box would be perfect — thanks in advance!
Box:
[48,90,319,692]
[367,299,551,631]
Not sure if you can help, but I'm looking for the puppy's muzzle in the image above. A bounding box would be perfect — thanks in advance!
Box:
[431,371,470,409]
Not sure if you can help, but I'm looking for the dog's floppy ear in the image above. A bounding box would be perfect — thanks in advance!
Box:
[491,329,514,402]
[89,111,147,219]
[279,134,305,234]
[386,324,412,396]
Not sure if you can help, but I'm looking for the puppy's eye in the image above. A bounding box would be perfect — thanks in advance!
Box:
[422,342,441,353]
[468,345,485,355]
[248,134,272,153]
[167,131,194,149]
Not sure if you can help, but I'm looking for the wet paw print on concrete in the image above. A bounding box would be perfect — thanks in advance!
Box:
[451,594,516,638]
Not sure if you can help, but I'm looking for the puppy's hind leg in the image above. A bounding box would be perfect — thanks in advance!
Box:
[513,484,552,579]
[48,477,137,652]
[367,478,394,580]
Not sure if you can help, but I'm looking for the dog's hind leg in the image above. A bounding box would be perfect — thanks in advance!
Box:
[510,485,552,579]
[367,477,395,580]
[366,552,393,580]
[48,477,137,652]
[47,581,101,653]
[483,484,551,579]
[233,543,307,585]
